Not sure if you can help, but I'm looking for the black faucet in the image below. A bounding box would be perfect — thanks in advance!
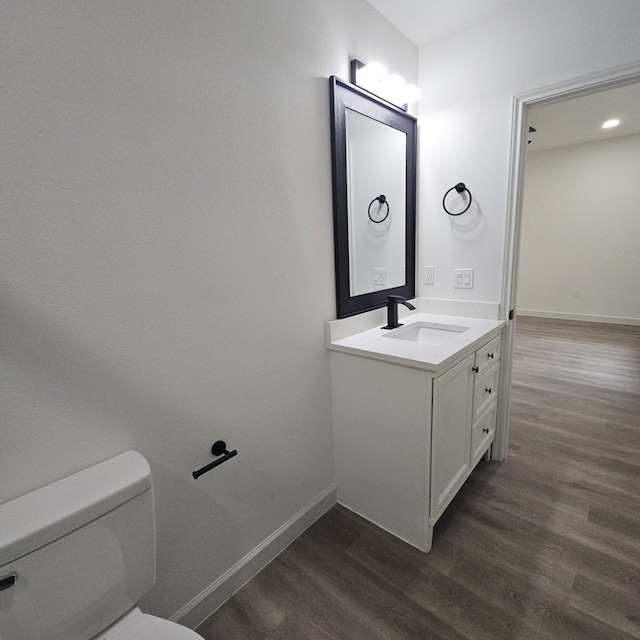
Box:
[382,295,416,330]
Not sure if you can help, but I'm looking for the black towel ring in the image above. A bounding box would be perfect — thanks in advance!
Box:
[368,195,390,223]
[443,183,472,216]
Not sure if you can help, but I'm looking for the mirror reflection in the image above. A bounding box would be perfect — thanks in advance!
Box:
[346,109,406,296]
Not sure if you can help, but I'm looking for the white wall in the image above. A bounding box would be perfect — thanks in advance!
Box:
[518,135,640,323]
[0,0,417,621]
[417,0,640,311]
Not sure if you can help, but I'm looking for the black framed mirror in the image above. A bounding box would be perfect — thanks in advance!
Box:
[330,76,417,318]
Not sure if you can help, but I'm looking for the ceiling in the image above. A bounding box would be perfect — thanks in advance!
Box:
[527,82,640,151]
[365,0,640,151]
[365,0,521,47]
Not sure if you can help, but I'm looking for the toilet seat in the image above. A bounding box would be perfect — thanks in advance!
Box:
[96,607,204,640]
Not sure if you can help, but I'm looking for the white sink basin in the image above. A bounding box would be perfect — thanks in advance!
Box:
[385,322,469,345]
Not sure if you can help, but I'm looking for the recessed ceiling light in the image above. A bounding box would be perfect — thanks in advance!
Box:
[602,119,620,129]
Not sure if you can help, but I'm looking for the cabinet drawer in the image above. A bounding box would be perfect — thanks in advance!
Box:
[471,401,497,463]
[473,361,500,420]
[474,335,501,376]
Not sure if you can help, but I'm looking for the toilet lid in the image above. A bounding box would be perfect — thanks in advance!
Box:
[98,608,204,640]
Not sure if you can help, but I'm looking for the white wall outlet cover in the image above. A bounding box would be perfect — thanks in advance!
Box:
[423,265,435,285]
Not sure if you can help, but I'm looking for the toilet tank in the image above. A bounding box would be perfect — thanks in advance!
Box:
[0,451,156,640]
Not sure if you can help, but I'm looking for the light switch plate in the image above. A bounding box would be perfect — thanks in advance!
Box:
[454,268,474,289]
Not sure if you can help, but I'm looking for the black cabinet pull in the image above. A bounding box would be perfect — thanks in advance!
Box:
[472,366,479,373]
[483,428,490,434]
[487,353,494,359]
[485,388,492,394]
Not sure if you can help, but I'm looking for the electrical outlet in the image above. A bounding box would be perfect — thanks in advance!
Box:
[573,289,581,297]
[454,268,474,289]
[423,265,435,285]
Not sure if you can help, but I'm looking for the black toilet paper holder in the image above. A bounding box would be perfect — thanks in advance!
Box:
[192,441,237,479]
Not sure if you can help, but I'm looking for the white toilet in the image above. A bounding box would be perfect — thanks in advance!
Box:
[0,450,205,640]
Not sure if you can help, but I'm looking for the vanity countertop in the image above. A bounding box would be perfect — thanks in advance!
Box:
[327,313,505,372]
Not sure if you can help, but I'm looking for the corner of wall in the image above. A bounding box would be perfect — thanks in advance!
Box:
[174,485,337,630]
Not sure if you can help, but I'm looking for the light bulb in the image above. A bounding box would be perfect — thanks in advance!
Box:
[354,60,421,107]
[378,74,405,103]
[401,85,422,104]
[357,62,387,92]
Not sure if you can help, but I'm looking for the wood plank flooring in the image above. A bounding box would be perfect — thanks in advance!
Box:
[196,316,640,639]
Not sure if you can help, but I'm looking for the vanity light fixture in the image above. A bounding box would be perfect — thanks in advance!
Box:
[350,59,421,110]
[602,118,620,129]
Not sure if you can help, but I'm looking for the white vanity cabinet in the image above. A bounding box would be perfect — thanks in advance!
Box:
[330,330,502,552]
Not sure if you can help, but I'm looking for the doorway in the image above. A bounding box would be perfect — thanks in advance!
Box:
[496,66,640,460]
[518,84,640,325]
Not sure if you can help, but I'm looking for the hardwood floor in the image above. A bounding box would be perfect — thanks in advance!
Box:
[197,316,640,639]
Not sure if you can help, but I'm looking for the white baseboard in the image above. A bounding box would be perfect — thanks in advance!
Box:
[517,309,640,326]
[173,485,337,630]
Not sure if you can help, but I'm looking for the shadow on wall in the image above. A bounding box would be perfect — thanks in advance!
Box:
[138,458,243,615]
[447,198,485,243]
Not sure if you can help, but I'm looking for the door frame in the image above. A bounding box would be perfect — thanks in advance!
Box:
[494,62,640,461]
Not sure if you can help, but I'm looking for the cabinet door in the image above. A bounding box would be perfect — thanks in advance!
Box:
[430,354,474,521]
